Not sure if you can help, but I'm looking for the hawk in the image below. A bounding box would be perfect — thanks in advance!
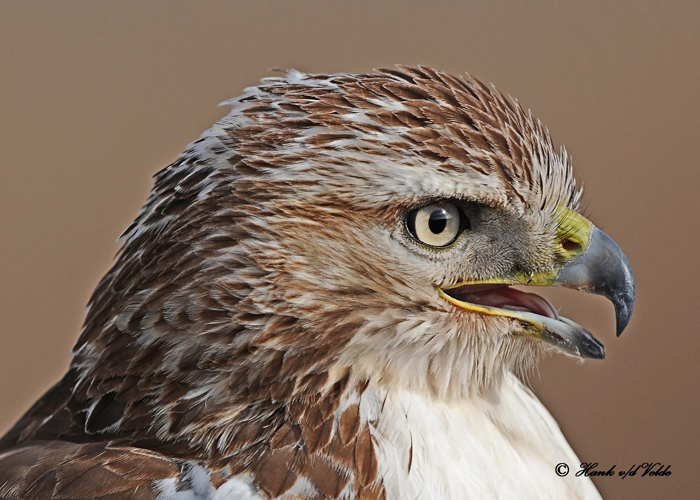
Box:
[0,66,634,499]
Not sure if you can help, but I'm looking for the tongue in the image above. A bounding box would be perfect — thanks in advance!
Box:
[445,285,560,320]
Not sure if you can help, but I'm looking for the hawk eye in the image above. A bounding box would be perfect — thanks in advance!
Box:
[407,202,465,247]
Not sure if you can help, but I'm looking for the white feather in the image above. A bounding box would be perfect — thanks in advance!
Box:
[360,373,601,500]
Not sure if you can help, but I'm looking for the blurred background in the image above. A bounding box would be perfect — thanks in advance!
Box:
[1,1,698,497]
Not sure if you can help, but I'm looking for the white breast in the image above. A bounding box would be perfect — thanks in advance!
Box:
[157,374,601,500]
[361,373,602,500]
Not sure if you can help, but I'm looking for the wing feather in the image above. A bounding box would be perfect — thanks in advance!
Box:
[0,441,179,500]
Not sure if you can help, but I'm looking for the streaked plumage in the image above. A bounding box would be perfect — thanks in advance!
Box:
[0,66,634,499]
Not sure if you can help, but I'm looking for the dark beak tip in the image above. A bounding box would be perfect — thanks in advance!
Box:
[576,330,606,360]
[584,340,606,360]
[616,318,629,337]
[614,289,635,337]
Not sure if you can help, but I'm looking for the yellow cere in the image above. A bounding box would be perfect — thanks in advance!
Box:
[554,207,593,262]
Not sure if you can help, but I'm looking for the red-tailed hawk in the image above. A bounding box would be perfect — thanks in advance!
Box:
[0,66,634,499]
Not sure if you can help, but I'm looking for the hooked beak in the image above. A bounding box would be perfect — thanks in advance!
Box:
[439,214,635,360]
[555,227,635,337]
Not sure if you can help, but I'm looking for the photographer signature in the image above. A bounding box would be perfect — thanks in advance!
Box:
[555,462,671,478]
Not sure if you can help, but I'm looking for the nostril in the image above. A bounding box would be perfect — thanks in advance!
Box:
[561,239,581,252]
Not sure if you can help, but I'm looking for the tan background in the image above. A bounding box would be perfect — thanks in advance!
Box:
[1,1,698,497]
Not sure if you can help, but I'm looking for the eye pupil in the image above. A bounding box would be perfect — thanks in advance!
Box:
[428,210,448,234]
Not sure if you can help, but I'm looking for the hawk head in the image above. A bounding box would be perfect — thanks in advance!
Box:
[71,65,633,447]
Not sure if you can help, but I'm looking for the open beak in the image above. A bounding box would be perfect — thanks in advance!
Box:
[439,218,635,360]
